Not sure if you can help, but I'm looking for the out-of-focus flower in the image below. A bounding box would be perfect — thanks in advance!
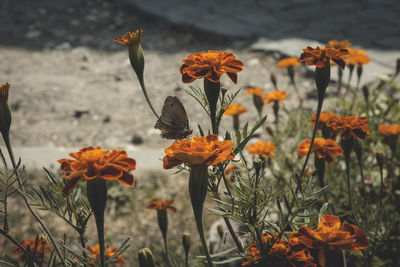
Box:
[311,112,337,130]
[263,90,289,103]
[242,233,315,266]
[328,40,352,49]
[163,134,235,169]
[11,238,52,263]
[378,124,400,149]
[247,141,277,158]
[346,49,371,66]
[179,51,244,84]
[246,87,264,96]
[224,104,248,116]
[297,138,343,163]
[58,147,136,196]
[300,46,349,69]
[326,115,369,140]
[290,215,368,267]
[146,199,177,212]
[114,30,142,45]
[278,57,301,68]
[378,124,400,137]
[87,244,125,265]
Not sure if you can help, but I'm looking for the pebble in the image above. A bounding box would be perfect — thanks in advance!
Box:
[131,134,144,145]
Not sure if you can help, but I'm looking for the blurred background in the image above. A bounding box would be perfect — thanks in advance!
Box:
[1,0,399,264]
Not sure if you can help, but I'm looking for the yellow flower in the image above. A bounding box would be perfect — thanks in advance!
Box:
[224,104,248,116]
[247,141,276,158]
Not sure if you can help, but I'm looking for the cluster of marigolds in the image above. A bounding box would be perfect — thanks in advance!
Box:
[2,30,400,267]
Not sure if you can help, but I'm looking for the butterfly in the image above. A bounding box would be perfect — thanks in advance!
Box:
[154,96,192,140]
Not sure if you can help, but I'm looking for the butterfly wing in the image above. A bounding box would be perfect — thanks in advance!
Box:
[154,96,192,139]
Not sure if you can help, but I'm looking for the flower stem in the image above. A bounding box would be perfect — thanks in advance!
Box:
[138,76,160,120]
[87,179,107,267]
[343,138,359,225]
[3,134,65,266]
[189,165,213,267]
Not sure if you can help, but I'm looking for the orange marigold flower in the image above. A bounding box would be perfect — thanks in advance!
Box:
[147,199,177,212]
[379,124,400,136]
[224,104,248,116]
[11,238,52,263]
[263,90,289,103]
[346,49,371,66]
[242,233,315,266]
[163,134,235,169]
[290,215,368,267]
[246,87,264,96]
[0,82,10,100]
[311,112,337,130]
[326,115,370,140]
[297,138,343,163]
[87,244,125,265]
[179,50,244,84]
[278,57,301,68]
[114,30,142,45]
[58,147,136,196]
[327,40,352,49]
[378,124,400,148]
[300,46,349,69]
[247,141,276,158]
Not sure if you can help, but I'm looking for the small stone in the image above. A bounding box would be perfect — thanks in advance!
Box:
[103,115,111,123]
[73,109,90,118]
[114,76,122,82]
[54,42,71,51]
[25,30,41,39]
[131,134,144,145]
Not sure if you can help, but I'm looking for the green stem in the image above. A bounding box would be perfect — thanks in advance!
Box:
[3,134,65,266]
[87,179,107,267]
[204,79,220,135]
[189,165,213,267]
[138,76,160,120]
[233,115,239,132]
[343,138,359,225]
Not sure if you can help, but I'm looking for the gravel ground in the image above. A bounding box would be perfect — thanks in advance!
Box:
[0,0,314,151]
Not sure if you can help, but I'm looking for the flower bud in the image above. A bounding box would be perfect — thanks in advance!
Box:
[265,126,274,137]
[217,224,224,239]
[138,248,155,267]
[270,73,277,90]
[0,83,12,139]
[182,232,191,255]
[362,85,369,103]
[375,152,384,169]
[396,58,400,76]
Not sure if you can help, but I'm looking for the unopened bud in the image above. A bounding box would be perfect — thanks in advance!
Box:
[396,58,400,76]
[182,233,191,255]
[270,73,278,90]
[217,224,224,239]
[266,126,274,137]
[138,248,155,267]
[114,30,144,79]
[221,87,228,98]
[376,152,384,169]
[0,83,11,139]
[362,85,369,102]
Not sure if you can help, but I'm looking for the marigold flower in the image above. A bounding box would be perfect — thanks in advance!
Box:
[163,134,235,169]
[263,90,289,103]
[326,115,369,140]
[147,199,177,212]
[114,30,142,45]
[246,87,264,96]
[11,238,52,263]
[242,233,315,266]
[378,124,400,148]
[379,124,400,136]
[247,141,276,158]
[297,138,343,163]
[278,57,301,68]
[327,40,352,49]
[300,46,349,69]
[311,112,337,130]
[224,104,248,116]
[58,147,136,196]
[179,50,244,84]
[290,215,368,267]
[87,244,125,265]
[346,49,371,66]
